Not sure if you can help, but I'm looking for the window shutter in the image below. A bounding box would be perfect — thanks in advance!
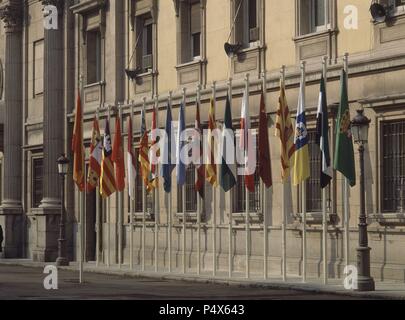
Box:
[234,0,245,44]
[190,3,201,35]
[180,1,191,63]
[299,0,311,35]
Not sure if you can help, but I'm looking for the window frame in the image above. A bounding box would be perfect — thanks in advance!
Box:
[85,29,102,85]
[31,156,44,209]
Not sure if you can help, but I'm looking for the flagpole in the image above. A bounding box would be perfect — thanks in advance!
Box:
[343,52,350,268]
[142,97,147,272]
[300,61,308,283]
[107,105,111,268]
[280,65,287,282]
[96,108,101,268]
[212,81,217,277]
[79,75,85,284]
[245,73,250,279]
[228,77,233,279]
[154,94,159,273]
[261,79,268,281]
[197,84,202,276]
[118,104,123,268]
[181,88,187,274]
[168,92,173,273]
[130,102,135,270]
[320,56,329,284]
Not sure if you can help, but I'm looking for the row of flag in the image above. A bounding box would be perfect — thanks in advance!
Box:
[72,68,356,203]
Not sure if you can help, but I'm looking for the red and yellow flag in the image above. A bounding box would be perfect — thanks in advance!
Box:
[275,79,295,182]
[87,117,102,193]
[139,109,153,193]
[206,98,218,187]
[112,116,126,192]
[100,119,116,198]
[72,90,85,191]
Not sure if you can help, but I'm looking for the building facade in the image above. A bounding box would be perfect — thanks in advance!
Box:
[1,0,405,281]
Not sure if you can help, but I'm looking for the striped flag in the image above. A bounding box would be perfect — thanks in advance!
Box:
[206,98,218,187]
[100,119,116,198]
[72,90,85,191]
[292,75,310,186]
[127,116,136,199]
[258,92,273,188]
[139,109,153,193]
[275,79,295,182]
[87,117,102,193]
[112,115,126,192]
[219,95,236,192]
[176,103,186,186]
[316,76,332,189]
[149,106,159,188]
[195,102,205,198]
[240,88,255,192]
[161,103,174,193]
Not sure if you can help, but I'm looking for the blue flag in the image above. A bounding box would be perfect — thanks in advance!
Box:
[161,104,175,193]
[176,103,186,186]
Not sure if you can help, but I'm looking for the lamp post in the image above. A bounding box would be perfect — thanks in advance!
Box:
[56,154,70,266]
[351,109,375,291]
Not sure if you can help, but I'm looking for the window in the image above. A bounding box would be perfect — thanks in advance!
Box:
[190,2,201,58]
[177,164,198,213]
[381,120,405,213]
[134,148,153,213]
[306,129,322,212]
[298,0,330,35]
[33,40,44,96]
[136,15,153,73]
[32,158,43,208]
[86,30,101,84]
[393,0,405,13]
[234,0,259,47]
[232,132,260,213]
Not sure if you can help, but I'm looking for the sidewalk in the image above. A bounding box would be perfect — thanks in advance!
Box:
[1,259,405,300]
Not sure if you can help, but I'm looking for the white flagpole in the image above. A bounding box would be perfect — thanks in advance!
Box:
[96,108,101,268]
[197,84,202,276]
[107,105,111,268]
[301,61,307,283]
[343,53,350,268]
[212,81,217,277]
[245,73,250,279]
[130,103,135,270]
[182,88,187,274]
[78,75,85,283]
[154,94,159,273]
[142,97,147,272]
[168,92,173,273]
[228,77,233,279]
[262,71,268,280]
[281,65,287,282]
[118,104,123,269]
[322,56,328,285]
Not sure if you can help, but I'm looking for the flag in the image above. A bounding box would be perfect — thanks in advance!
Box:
[127,116,136,199]
[195,101,205,198]
[316,77,332,189]
[72,90,85,191]
[87,117,102,193]
[100,119,116,198]
[112,116,126,192]
[240,88,255,192]
[219,95,236,192]
[258,92,273,188]
[293,75,310,186]
[334,70,356,187]
[176,103,186,186]
[149,106,159,188]
[139,109,153,192]
[275,79,295,182]
[161,103,175,193]
[206,98,218,187]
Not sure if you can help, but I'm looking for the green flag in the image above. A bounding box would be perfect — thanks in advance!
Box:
[334,70,356,187]
[219,95,236,192]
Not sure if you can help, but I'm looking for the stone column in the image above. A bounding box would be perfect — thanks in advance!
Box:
[33,0,65,262]
[0,1,24,258]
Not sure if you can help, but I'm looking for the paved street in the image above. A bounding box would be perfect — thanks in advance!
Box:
[0,265,368,300]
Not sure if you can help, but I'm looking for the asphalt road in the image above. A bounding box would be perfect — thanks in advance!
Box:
[0,265,366,300]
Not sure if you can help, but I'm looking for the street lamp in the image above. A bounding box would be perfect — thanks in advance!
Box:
[56,154,70,266]
[351,109,375,291]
